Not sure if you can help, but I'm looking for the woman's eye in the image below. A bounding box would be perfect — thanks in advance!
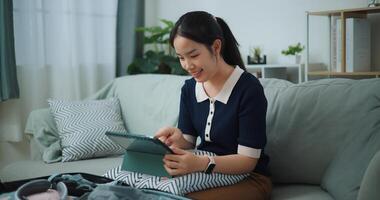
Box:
[178,57,184,61]
[190,54,199,58]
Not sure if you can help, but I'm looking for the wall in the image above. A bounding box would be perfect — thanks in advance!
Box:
[145,0,379,71]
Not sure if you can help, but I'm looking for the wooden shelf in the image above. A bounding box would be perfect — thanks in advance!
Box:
[306,6,380,80]
[307,6,380,16]
[308,71,380,77]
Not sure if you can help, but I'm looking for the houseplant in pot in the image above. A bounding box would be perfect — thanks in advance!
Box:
[127,19,187,75]
[247,46,266,64]
[280,42,304,64]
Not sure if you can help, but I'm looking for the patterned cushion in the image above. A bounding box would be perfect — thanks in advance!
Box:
[48,98,126,162]
[104,151,249,196]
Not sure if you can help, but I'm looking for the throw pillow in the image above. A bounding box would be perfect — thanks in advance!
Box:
[48,98,126,162]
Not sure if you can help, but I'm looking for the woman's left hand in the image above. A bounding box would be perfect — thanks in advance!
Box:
[163,147,207,176]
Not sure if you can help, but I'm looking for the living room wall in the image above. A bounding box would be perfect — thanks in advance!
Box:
[145,0,380,71]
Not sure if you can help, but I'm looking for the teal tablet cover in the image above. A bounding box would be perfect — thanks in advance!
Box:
[105,132,173,177]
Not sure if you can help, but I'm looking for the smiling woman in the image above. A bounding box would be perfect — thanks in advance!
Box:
[154,11,272,200]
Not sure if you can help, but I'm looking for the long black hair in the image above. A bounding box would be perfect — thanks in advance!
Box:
[169,11,246,71]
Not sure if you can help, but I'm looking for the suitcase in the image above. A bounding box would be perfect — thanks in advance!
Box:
[0,173,189,199]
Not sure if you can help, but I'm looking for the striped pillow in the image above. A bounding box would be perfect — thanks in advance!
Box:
[104,151,249,195]
[48,98,126,162]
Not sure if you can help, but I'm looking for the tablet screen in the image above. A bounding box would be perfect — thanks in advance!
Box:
[105,132,173,155]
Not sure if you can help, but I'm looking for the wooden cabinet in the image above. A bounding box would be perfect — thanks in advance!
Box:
[305,7,380,81]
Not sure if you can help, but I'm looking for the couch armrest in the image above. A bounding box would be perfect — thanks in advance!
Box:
[25,108,61,163]
[358,150,380,200]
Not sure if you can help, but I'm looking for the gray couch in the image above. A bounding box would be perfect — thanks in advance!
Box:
[1,74,379,200]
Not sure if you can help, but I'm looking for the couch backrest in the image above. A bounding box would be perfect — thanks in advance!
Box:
[112,74,189,137]
[262,78,380,187]
[111,75,380,187]
[28,74,380,192]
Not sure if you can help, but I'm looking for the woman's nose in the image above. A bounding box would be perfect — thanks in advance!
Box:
[184,60,194,70]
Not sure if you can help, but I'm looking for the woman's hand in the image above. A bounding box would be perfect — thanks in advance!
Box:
[154,127,185,148]
[163,147,208,176]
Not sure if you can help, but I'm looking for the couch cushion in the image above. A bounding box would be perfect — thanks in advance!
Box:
[48,98,126,162]
[25,108,61,163]
[357,150,380,200]
[263,78,380,185]
[320,79,380,200]
[271,184,334,200]
[112,74,188,136]
[0,156,123,182]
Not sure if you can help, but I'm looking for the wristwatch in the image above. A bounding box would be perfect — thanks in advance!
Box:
[204,155,216,174]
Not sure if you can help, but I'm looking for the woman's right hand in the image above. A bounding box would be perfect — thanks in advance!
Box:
[154,127,184,148]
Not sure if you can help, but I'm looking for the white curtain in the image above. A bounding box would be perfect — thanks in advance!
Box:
[0,0,117,141]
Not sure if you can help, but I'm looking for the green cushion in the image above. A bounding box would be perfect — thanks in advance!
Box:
[271,185,334,200]
[358,150,380,200]
[112,74,188,136]
[321,79,380,200]
[264,78,380,185]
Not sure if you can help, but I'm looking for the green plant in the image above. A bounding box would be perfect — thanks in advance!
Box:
[127,19,187,75]
[249,46,262,58]
[281,42,305,56]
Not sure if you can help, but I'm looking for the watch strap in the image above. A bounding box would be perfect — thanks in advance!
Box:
[204,155,216,174]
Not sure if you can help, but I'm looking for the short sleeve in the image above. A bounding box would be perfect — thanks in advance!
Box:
[237,84,267,158]
[178,83,197,144]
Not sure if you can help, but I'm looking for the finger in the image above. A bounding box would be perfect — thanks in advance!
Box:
[154,127,171,138]
[164,164,177,176]
[170,147,187,155]
[157,136,168,143]
[163,159,181,169]
[165,138,173,146]
[164,154,181,162]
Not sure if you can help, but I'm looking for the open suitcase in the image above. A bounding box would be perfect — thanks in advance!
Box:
[0,173,190,200]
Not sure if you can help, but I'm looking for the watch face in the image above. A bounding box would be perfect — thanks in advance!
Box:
[205,163,216,174]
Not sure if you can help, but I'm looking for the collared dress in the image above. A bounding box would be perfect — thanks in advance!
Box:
[178,67,269,176]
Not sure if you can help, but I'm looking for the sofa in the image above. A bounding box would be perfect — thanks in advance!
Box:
[1,74,379,200]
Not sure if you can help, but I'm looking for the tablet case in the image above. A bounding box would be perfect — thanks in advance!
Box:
[105,132,173,177]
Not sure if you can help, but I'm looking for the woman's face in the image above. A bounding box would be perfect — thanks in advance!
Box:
[173,35,220,82]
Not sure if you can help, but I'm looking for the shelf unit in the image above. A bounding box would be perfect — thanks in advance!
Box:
[305,6,380,81]
[308,71,380,78]
[246,64,303,83]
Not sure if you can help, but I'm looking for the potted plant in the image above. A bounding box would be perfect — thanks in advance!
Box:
[281,42,305,64]
[248,46,266,64]
[127,19,187,75]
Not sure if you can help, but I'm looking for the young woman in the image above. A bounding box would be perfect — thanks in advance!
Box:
[155,11,271,199]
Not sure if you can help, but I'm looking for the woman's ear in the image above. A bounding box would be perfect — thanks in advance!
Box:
[212,39,222,57]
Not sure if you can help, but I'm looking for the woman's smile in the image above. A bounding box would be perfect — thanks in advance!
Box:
[190,69,204,78]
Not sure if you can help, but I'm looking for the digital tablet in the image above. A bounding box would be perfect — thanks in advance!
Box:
[105,131,174,155]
